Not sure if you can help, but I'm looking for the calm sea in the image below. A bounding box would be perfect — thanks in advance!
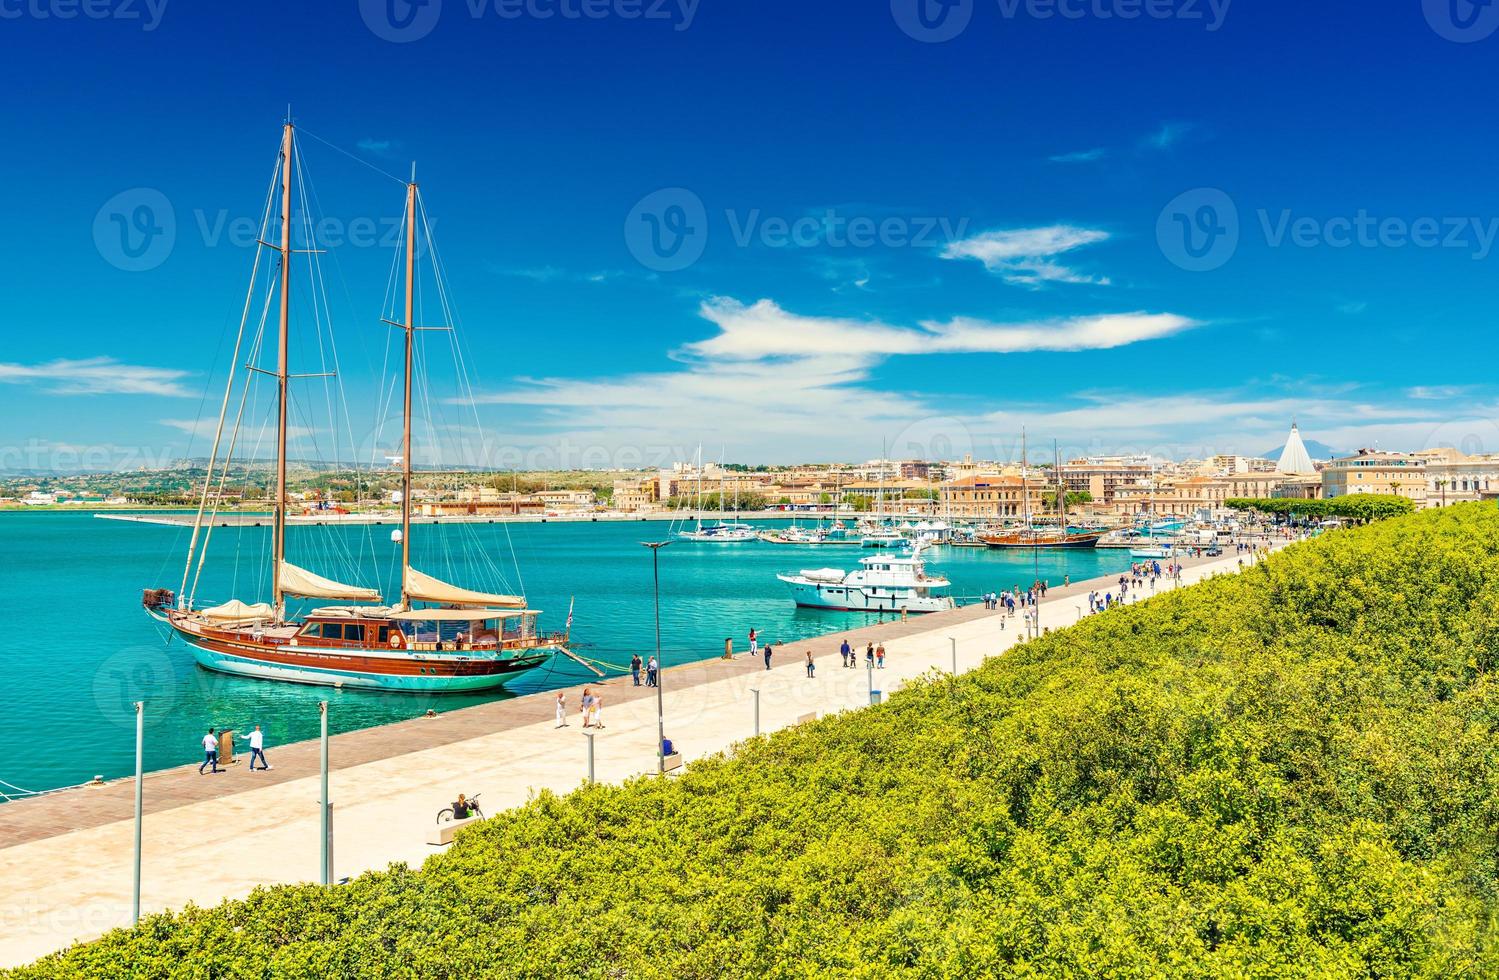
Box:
[0,512,1138,796]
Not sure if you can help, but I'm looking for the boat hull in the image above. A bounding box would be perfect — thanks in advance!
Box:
[778,577,953,614]
[170,626,552,693]
[981,530,1105,549]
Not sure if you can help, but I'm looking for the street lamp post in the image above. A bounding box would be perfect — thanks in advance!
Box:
[642,540,671,775]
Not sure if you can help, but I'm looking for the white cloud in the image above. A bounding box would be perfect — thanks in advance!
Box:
[1050,148,1107,164]
[1142,121,1194,152]
[0,358,193,397]
[459,297,1210,461]
[940,225,1111,287]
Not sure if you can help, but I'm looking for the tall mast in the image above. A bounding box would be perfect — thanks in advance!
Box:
[400,176,416,607]
[271,122,293,617]
[1054,439,1065,530]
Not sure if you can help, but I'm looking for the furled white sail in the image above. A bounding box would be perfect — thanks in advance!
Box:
[405,567,524,607]
[199,599,275,622]
[279,561,382,601]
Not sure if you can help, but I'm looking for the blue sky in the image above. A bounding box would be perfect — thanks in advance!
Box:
[3,0,1499,470]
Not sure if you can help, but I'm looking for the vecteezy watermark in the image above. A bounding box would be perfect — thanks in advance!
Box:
[1156,187,1239,272]
[996,0,1232,30]
[92,645,179,730]
[1424,0,1499,43]
[93,188,176,272]
[1158,189,1499,271]
[0,0,168,30]
[93,186,435,272]
[891,0,1229,42]
[624,187,709,273]
[890,0,974,42]
[624,189,970,272]
[359,0,698,42]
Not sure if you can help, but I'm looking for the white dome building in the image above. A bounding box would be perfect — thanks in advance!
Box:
[1277,422,1317,476]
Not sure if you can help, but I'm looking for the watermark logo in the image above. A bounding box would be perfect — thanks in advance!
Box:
[890,0,973,42]
[625,187,708,272]
[0,0,169,30]
[1157,187,1239,272]
[360,0,443,42]
[93,188,175,272]
[1424,0,1499,43]
[92,645,179,730]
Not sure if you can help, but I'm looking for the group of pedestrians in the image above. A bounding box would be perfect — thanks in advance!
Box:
[197,725,271,774]
[983,582,1045,616]
[554,689,607,729]
[629,653,659,687]
[837,639,885,669]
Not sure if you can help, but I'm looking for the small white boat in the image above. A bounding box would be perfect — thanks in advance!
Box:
[1129,545,1174,559]
[678,522,757,542]
[777,551,954,613]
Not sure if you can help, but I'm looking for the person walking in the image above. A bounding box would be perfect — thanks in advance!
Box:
[875,642,886,669]
[593,693,606,730]
[630,652,643,687]
[748,627,758,659]
[240,725,271,771]
[555,691,569,728]
[805,650,816,677]
[865,643,875,668]
[581,688,595,728]
[840,638,852,668]
[646,655,659,687]
[199,728,220,774]
[763,642,773,671]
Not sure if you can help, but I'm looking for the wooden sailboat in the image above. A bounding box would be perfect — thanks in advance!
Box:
[143,123,570,692]
[980,434,1103,549]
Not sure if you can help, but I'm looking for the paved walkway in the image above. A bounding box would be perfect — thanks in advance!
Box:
[0,545,1273,967]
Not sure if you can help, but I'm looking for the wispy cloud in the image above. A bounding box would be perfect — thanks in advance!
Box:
[1405,385,1471,400]
[456,297,1209,460]
[1337,300,1368,315]
[357,138,396,158]
[1049,148,1107,164]
[1141,121,1194,152]
[496,265,645,285]
[0,358,193,397]
[941,225,1112,287]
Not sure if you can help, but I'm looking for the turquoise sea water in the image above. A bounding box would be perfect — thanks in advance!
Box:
[0,512,1140,796]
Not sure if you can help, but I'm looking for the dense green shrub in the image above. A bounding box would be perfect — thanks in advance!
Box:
[13,505,1499,978]
[1225,494,1415,522]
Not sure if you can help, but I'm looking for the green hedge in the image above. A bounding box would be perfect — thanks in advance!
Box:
[1225,494,1416,522]
[13,505,1499,978]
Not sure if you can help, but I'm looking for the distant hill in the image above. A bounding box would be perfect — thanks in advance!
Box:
[1261,439,1343,463]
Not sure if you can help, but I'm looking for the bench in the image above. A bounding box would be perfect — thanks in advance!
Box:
[427,815,482,846]
[662,752,683,773]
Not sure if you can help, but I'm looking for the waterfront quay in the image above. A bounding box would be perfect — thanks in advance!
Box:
[0,547,1268,968]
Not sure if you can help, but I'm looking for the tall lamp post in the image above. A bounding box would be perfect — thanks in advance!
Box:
[642,540,671,774]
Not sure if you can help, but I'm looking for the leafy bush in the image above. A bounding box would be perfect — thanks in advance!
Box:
[1226,494,1415,522]
[13,505,1499,978]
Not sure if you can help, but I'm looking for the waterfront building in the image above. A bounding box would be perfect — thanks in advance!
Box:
[1057,455,1155,503]
[1321,450,1427,503]
[939,475,1048,519]
[1412,447,1499,506]
[611,477,660,512]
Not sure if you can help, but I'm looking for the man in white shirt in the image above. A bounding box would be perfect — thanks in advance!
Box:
[198,728,220,774]
[240,725,270,771]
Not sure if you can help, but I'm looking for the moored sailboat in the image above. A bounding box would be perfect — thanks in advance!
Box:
[144,123,570,692]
